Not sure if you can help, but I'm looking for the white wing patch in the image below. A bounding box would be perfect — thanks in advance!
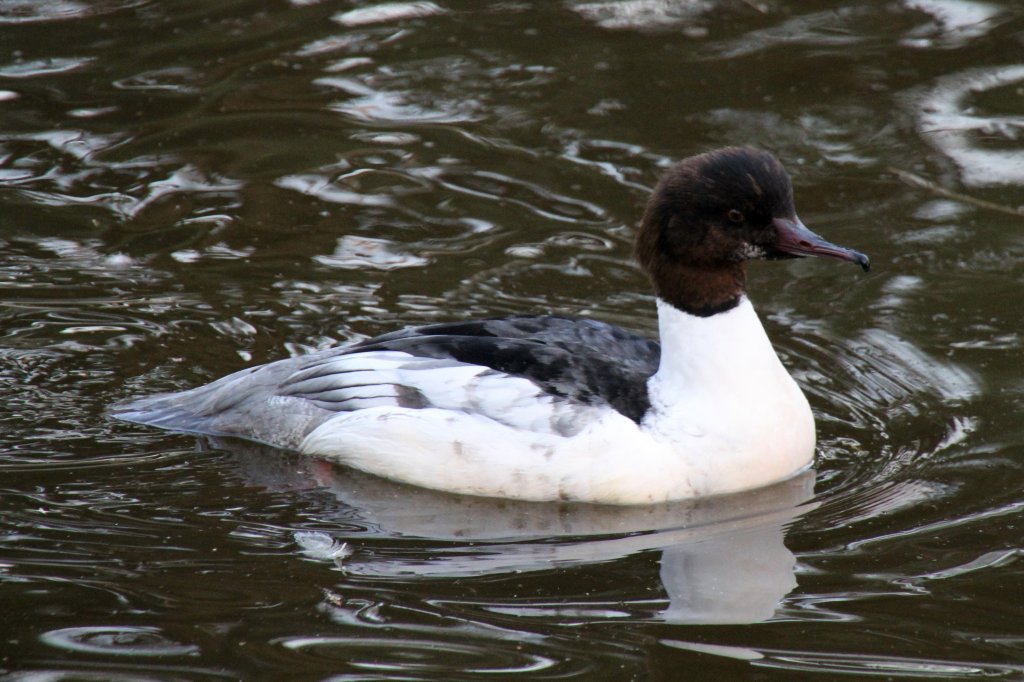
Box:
[281,350,597,436]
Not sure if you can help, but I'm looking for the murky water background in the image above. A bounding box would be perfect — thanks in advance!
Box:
[3,0,1024,678]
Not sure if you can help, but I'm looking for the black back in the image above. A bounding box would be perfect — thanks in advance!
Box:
[349,316,660,423]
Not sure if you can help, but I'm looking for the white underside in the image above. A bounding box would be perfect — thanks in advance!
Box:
[299,297,815,505]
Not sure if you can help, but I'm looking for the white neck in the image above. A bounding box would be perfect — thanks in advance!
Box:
[642,296,815,492]
[651,296,780,387]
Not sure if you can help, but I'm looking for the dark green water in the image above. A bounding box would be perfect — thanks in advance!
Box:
[3,0,1024,678]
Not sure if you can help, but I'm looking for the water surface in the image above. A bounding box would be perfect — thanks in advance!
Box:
[3,0,1024,678]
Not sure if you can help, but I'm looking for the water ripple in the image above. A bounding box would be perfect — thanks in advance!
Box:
[314,235,430,271]
[332,2,446,28]
[2,0,1022,678]
[0,0,91,25]
[276,634,562,677]
[710,8,873,59]
[918,64,1024,186]
[320,74,483,125]
[661,641,1024,679]
[571,0,712,31]
[40,626,199,657]
[901,0,1005,48]
[0,56,95,79]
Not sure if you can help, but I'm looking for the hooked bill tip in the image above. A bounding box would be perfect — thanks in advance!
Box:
[855,252,871,272]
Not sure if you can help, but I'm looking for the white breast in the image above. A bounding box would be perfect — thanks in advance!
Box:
[642,297,815,495]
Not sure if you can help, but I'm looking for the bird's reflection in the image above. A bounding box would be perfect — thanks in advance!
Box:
[211,437,816,625]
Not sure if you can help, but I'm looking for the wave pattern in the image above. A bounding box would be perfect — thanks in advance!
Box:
[3,0,1024,678]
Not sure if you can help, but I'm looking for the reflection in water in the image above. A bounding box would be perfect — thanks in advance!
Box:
[709,9,869,59]
[314,234,430,270]
[321,75,483,125]
[0,0,91,24]
[918,64,1024,186]
[571,0,712,32]
[332,2,446,28]
[901,0,1005,48]
[222,438,815,626]
[0,56,95,79]
[3,0,1024,677]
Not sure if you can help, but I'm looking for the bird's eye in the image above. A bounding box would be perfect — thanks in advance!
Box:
[727,209,744,223]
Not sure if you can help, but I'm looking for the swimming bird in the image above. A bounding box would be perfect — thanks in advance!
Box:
[113,147,869,505]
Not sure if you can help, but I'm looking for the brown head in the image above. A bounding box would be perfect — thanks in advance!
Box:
[634,147,869,316]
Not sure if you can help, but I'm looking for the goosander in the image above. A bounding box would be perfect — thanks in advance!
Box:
[113,148,869,505]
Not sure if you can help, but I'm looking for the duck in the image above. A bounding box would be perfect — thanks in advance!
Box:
[113,147,869,505]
